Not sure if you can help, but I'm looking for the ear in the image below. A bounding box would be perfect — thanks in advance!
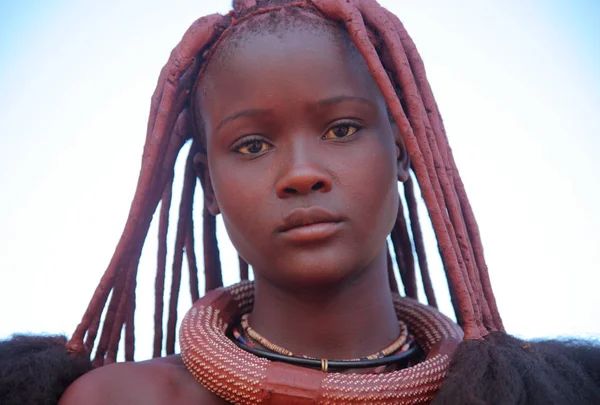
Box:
[193,152,220,215]
[391,123,411,182]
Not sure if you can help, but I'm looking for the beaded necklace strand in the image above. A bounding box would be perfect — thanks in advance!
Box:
[239,313,410,361]
[231,313,418,372]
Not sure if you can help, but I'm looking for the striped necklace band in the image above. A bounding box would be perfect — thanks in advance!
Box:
[180,281,464,404]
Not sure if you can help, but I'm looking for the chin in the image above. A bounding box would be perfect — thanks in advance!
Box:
[265,250,369,291]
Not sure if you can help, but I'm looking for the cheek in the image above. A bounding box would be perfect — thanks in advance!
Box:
[209,157,276,253]
[344,135,398,234]
[348,134,397,196]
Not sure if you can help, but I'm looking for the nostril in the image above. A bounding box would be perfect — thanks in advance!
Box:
[284,187,297,194]
[312,181,325,191]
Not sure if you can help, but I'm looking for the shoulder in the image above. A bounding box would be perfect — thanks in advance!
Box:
[59,355,228,405]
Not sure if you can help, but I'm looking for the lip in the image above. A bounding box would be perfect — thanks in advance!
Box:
[278,207,344,243]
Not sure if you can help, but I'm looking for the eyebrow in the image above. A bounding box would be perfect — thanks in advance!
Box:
[315,95,376,109]
[216,108,271,132]
[215,96,376,132]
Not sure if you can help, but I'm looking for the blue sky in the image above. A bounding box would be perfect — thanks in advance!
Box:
[1,1,598,359]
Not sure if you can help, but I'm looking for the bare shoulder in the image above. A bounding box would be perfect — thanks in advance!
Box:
[59,355,228,405]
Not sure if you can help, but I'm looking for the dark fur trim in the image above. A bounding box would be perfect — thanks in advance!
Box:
[2,332,599,404]
[0,334,93,405]
[432,332,600,405]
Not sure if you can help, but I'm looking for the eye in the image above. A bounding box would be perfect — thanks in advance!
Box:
[234,137,273,155]
[322,123,360,140]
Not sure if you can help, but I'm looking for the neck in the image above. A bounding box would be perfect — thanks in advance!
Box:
[249,247,399,360]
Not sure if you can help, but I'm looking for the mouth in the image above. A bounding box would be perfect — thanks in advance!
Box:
[278,207,343,243]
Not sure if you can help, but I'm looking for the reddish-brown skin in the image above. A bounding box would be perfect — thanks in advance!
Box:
[61,1,507,403]
[59,355,229,405]
[67,1,504,362]
[197,18,409,361]
[61,12,414,405]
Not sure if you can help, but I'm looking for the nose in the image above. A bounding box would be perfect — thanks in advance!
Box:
[275,149,332,199]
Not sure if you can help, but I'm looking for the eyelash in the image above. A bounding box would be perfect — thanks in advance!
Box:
[231,120,363,155]
[232,135,273,155]
[322,120,362,141]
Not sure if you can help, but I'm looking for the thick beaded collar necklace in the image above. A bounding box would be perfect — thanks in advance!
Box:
[179,281,463,404]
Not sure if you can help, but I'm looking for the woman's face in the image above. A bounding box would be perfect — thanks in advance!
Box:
[196,20,402,290]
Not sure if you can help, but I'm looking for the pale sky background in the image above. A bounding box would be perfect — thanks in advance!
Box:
[0,0,598,360]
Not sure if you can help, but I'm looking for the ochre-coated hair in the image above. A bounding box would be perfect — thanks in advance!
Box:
[66,0,504,365]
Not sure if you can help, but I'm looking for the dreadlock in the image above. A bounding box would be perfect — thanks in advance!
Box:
[65,0,504,364]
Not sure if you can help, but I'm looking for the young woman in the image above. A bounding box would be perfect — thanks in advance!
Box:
[3,1,600,404]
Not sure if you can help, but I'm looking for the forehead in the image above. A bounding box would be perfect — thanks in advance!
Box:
[196,19,385,131]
